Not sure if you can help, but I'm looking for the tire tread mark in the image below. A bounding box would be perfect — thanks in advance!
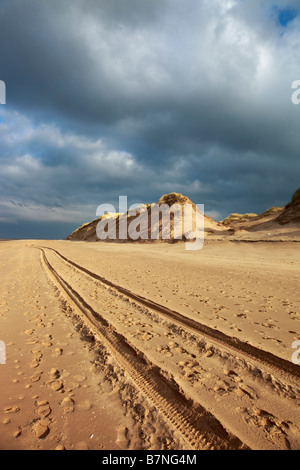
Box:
[39,248,246,451]
[42,246,300,382]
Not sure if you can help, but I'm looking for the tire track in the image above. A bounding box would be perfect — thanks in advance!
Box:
[39,247,246,450]
[41,246,300,382]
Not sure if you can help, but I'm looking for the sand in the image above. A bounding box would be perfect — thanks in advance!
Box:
[0,239,299,450]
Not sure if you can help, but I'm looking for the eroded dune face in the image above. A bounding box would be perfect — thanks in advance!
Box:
[276,188,300,225]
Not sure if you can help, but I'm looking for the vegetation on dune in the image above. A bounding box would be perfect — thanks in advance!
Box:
[158,192,192,206]
[222,213,258,225]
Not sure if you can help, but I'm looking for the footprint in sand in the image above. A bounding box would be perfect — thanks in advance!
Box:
[116,426,130,448]
[178,359,201,382]
[46,369,64,391]
[73,375,87,383]
[29,349,43,369]
[60,397,75,414]
[76,399,92,411]
[26,338,39,345]
[41,334,53,348]
[32,350,43,361]
[24,329,35,336]
[214,385,228,396]
[4,405,20,414]
[65,382,80,393]
[163,331,174,339]
[36,400,52,418]
[52,348,63,357]
[235,313,247,319]
[135,330,154,342]
[13,428,22,438]
[30,372,42,383]
[49,380,64,392]
[30,361,40,369]
[156,345,174,357]
[242,407,291,450]
[32,419,50,439]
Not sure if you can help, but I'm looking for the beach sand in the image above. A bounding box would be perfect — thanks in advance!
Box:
[0,239,299,450]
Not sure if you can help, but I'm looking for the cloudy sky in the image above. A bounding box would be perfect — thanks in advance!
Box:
[0,0,299,239]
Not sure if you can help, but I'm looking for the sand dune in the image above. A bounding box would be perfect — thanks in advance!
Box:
[66,192,232,243]
[0,239,299,450]
[67,189,300,243]
[219,189,300,240]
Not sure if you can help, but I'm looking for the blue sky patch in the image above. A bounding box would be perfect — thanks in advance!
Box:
[277,7,298,27]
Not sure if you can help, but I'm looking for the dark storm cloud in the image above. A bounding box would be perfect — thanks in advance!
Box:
[0,0,299,238]
[0,0,170,125]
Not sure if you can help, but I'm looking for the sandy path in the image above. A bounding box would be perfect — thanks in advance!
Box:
[1,240,300,450]
[0,241,142,450]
